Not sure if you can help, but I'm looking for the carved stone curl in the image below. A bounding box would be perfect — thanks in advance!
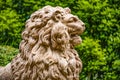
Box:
[0,6,85,80]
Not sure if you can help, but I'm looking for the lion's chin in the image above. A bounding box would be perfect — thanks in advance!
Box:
[70,35,82,47]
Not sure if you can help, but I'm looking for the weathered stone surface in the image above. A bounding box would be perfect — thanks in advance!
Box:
[0,6,85,80]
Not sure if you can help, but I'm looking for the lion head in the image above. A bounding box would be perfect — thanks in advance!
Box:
[21,6,85,52]
[11,6,85,80]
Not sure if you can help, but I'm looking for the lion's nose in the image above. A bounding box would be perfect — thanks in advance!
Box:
[80,20,85,27]
[82,23,85,27]
[81,23,85,31]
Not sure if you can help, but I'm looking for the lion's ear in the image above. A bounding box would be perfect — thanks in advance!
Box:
[64,7,71,13]
[51,22,70,50]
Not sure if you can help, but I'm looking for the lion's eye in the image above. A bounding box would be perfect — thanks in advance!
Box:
[68,17,77,23]
[45,10,49,14]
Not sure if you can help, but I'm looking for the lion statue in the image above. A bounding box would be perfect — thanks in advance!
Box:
[0,6,85,80]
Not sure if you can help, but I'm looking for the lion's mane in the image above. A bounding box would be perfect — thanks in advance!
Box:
[2,6,85,80]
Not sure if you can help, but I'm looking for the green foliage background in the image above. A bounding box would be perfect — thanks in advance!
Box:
[0,0,120,79]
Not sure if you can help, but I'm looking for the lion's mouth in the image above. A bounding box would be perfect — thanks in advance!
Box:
[68,27,85,36]
[68,26,85,46]
[70,34,80,40]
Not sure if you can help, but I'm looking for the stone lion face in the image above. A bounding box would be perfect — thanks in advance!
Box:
[63,14,85,35]
[62,14,85,47]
